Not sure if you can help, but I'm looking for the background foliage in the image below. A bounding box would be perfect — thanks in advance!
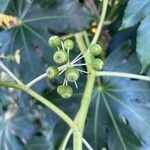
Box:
[0,0,150,149]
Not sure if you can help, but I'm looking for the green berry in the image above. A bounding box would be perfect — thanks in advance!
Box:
[89,44,102,57]
[91,58,103,70]
[64,39,74,50]
[48,36,61,48]
[6,55,15,61]
[65,67,80,82]
[46,66,59,79]
[57,85,73,99]
[53,50,69,65]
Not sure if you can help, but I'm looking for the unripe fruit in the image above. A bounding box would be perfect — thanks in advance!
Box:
[46,66,59,79]
[53,50,69,65]
[7,55,15,61]
[65,67,80,82]
[91,58,103,70]
[48,36,61,48]
[64,39,74,50]
[89,44,102,57]
[57,85,73,99]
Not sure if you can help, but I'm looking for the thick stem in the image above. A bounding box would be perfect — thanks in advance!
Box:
[60,0,109,148]
[95,71,150,82]
[73,131,82,150]
[91,0,108,45]
[74,0,109,134]
[0,81,79,132]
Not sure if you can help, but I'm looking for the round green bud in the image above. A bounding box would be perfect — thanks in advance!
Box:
[91,58,104,70]
[53,50,69,65]
[48,35,61,48]
[65,67,80,82]
[6,55,15,61]
[57,85,73,99]
[46,66,59,79]
[64,39,74,50]
[89,44,102,57]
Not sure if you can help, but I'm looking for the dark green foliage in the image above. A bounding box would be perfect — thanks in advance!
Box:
[0,0,150,149]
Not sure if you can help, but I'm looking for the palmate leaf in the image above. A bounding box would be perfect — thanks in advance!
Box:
[0,109,36,150]
[0,0,92,84]
[85,43,150,149]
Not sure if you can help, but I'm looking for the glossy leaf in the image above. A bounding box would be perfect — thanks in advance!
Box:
[137,15,150,71]
[121,0,150,28]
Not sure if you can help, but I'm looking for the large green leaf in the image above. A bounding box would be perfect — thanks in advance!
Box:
[137,15,150,71]
[0,0,92,83]
[121,0,150,28]
[85,43,150,149]
[0,109,36,150]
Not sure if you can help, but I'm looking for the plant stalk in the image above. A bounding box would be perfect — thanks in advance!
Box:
[0,80,79,132]
[59,0,109,149]
[95,71,150,82]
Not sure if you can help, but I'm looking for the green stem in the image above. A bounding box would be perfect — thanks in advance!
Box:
[59,0,109,149]
[91,0,108,45]
[83,31,90,48]
[26,73,47,88]
[0,80,79,132]
[95,71,150,82]
[107,0,121,20]
[0,61,82,150]
[59,130,73,150]
[74,0,109,136]
[75,33,95,131]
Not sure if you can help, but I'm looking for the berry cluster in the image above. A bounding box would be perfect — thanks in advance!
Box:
[47,35,103,99]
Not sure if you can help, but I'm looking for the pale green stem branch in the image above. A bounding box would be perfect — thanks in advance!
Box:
[60,130,73,150]
[0,63,79,132]
[82,138,93,150]
[95,71,150,82]
[26,73,47,88]
[91,0,108,45]
[60,129,93,150]
[0,61,23,85]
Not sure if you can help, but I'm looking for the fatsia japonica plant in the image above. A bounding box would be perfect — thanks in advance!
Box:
[0,0,150,149]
